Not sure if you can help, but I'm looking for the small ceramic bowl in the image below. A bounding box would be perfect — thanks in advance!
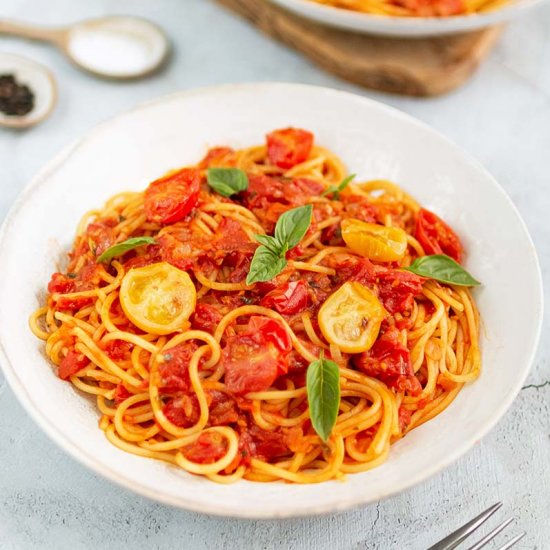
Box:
[0,52,57,129]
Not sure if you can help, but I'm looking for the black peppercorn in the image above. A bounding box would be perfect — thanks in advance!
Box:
[0,74,35,117]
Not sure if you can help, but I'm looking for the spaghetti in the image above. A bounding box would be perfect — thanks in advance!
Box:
[307,0,509,17]
[30,127,481,484]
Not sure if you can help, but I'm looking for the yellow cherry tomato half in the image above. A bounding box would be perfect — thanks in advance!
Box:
[318,281,385,354]
[119,262,196,335]
[341,218,408,262]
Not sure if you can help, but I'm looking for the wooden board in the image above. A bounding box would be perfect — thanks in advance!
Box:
[217,0,502,96]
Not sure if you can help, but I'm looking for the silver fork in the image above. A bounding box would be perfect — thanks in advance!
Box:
[427,502,526,550]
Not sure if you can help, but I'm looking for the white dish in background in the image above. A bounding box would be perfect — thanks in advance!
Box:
[269,0,548,36]
[0,83,542,518]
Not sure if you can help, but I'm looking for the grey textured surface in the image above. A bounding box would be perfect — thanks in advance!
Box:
[0,1,549,549]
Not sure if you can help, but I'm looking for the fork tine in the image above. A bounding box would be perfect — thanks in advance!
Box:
[466,517,514,550]
[494,532,526,550]
[427,502,503,550]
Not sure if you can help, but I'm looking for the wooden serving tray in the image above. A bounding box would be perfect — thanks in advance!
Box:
[217,0,502,96]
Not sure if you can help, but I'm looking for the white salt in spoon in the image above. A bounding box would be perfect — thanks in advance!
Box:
[0,16,170,80]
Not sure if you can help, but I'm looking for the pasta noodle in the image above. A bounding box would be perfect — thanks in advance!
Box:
[308,0,509,17]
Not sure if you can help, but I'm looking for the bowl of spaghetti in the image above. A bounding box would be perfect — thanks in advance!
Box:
[0,83,542,517]
[269,0,548,36]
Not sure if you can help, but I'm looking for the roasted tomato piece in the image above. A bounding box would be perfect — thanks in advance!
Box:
[192,303,223,332]
[222,316,292,395]
[208,391,239,426]
[214,218,252,251]
[266,127,314,169]
[415,208,463,263]
[183,432,227,464]
[144,168,201,224]
[119,262,197,335]
[260,280,309,315]
[247,426,289,461]
[157,342,198,393]
[163,394,200,428]
[86,219,116,256]
[341,219,407,262]
[114,384,133,405]
[55,295,95,311]
[102,339,133,361]
[198,147,236,169]
[48,273,76,294]
[318,282,385,354]
[354,325,421,396]
[58,350,89,380]
[342,194,379,224]
[374,269,425,314]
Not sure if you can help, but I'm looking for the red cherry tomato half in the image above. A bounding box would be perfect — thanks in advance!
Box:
[266,128,314,169]
[222,316,292,395]
[144,168,201,224]
[414,208,463,263]
[260,280,309,315]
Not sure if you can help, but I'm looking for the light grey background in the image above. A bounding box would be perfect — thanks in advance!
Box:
[0,1,548,549]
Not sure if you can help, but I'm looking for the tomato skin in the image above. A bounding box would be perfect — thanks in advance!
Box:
[198,147,236,169]
[183,432,227,464]
[354,325,421,396]
[86,219,116,256]
[102,340,133,361]
[55,295,95,311]
[157,342,198,393]
[260,280,309,315]
[114,384,133,405]
[222,316,292,395]
[144,168,201,224]
[374,269,425,314]
[58,350,88,380]
[48,273,76,294]
[163,394,200,428]
[192,303,223,332]
[415,208,463,263]
[208,391,239,426]
[343,195,379,224]
[266,128,314,169]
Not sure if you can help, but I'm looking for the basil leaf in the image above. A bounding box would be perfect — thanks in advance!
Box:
[207,168,249,197]
[274,204,313,250]
[306,357,341,442]
[404,254,481,287]
[254,234,282,254]
[322,174,356,200]
[246,245,288,285]
[97,237,156,263]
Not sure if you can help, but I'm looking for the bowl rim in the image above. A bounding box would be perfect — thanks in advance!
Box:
[268,0,550,36]
[0,82,543,518]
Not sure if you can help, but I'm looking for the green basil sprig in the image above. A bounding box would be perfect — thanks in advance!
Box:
[97,237,156,263]
[207,167,249,197]
[246,204,312,285]
[322,174,356,200]
[404,254,481,287]
[306,355,341,442]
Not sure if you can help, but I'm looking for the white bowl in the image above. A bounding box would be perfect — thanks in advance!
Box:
[269,0,548,37]
[0,83,542,518]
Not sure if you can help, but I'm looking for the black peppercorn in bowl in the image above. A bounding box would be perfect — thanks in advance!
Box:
[0,52,56,129]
